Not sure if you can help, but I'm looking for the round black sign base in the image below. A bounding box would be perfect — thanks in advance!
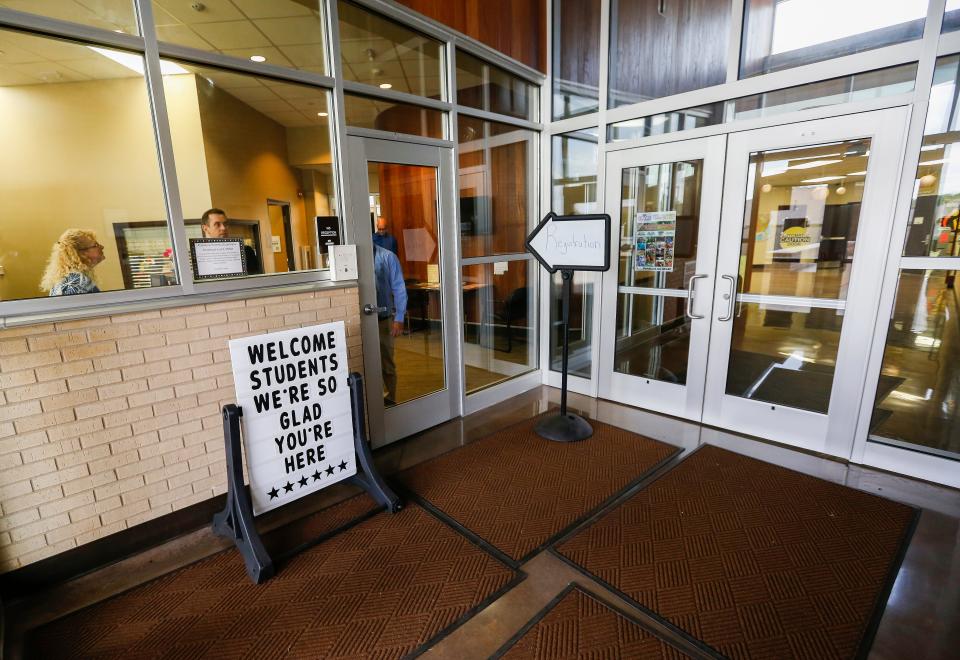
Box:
[535,412,593,443]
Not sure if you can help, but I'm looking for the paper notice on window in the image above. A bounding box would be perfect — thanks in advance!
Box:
[633,211,676,272]
[192,238,246,278]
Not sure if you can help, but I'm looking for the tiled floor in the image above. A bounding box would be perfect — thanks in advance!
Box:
[4,386,959,659]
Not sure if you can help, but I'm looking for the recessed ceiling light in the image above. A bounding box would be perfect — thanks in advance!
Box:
[250,55,266,63]
[317,112,328,117]
[379,83,392,89]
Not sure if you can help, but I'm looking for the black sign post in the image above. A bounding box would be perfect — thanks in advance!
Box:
[526,212,611,442]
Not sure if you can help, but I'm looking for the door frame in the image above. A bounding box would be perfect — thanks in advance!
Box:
[597,135,726,421]
[346,135,463,448]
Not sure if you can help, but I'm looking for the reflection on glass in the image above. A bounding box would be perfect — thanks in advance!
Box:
[945,0,960,32]
[458,117,535,258]
[733,64,917,120]
[607,104,725,142]
[338,0,443,99]
[0,0,137,33]
[869,271,960,459]
[462,260,536,393]
[552,129,598,215]
[343,92,445,138]
[152,1,325,74]
[552,0,600,119]
[738,139,872,299]
[614,293,690,384]
[456,49,535,120]
[725,302,843,414]
[162,60,338,280]
[904,55,960,257]
[618,161,702,291]
[0,29,172,302]
[741,0,927,78]
[608,0,729,108]
[549,271,593,377]
[367,162,443,407]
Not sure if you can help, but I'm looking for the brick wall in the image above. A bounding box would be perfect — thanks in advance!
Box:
[0,286,361,572]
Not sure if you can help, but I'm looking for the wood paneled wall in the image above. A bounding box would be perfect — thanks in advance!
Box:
[554,0,601,95]
[376,163,439,285]
[394,0,547,72]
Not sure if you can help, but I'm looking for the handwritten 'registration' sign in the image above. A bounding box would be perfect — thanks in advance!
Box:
[525,212,610,273]
[229,322,356,515]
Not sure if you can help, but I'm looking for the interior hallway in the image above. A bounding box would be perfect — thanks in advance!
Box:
[4,387,958,659]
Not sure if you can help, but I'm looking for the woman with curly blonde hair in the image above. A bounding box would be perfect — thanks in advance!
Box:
[40,229,106,296]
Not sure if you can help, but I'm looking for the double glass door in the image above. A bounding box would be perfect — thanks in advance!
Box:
[599,107,909,457]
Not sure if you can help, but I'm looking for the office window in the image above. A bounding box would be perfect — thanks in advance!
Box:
[458,117,536,258]
[552,0,600,119]
[343,92,445,138]
[741,0,928,78]
[0,29,173,302]
[456,49,535,121]
[151,1,327,74]
[905,55,960,257]
[945,0,960,32]
[338,0,444,99]
[0,0,138,33]
[162,61,338,280]
[608,0,730,109]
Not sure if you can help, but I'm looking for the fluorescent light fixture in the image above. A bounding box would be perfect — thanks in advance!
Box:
[847,170,867,176]
[379,83,392,89]
[761,160,788,177]
[788,159,842,170]
[250,55,266,62]
[921,144,945,151]
[802,176,844,183]
[919,158,954,167]
[89,47,188,75]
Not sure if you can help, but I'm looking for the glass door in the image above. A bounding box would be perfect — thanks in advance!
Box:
[598,136,725,419]
[703,107,909,457]
[348,137,461,447]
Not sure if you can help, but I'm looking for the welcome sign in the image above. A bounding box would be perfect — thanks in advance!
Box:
[229,322,356,515]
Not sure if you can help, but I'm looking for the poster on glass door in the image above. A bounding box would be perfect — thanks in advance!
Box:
[634,211,676,272]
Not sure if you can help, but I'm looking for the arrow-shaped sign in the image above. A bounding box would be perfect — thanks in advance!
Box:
[525,212,611,273]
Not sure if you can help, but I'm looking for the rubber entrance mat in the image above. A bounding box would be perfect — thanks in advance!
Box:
[25,496,521,660]
[492,584,691,659]
[554,445,919,660]
[395,413,680,564]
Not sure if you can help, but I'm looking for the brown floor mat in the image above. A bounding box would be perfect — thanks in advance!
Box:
[394,413,680,564]
[493,585,691,659]
[25,496,521,660]
[555,445,919,660]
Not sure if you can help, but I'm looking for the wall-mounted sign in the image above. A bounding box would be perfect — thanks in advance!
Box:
[316,216,341,255]
[229,322,356,515]
[191,238,247,279]
[634,211,676,272]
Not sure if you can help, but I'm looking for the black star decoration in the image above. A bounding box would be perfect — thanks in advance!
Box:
[338,460,348,472]
[312,470,322,482]
[267,486,279,500]
[325,464,335,476]
[298,475,308,487]
[283,481,294,493]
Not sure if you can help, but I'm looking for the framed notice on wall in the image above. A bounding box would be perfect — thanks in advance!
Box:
[634,211,676,272]
[190,237,247,279]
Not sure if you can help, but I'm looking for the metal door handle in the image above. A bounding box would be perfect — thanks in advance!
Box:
[685,274,708,319]
[363,303,388,315]
[718,274,737,322]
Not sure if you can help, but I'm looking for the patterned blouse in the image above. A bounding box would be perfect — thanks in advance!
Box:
[49,272,100,296]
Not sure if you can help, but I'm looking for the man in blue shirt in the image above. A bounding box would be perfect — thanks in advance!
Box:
[374,244,407,405]
[372,216,399,255]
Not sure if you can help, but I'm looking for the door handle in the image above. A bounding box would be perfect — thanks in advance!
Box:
[685,274,708,319]
[718,274,737,322]
[363,303,388,315]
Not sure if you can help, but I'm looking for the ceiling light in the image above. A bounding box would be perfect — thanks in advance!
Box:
[760,183,772,193]
[250,55,266,63]
[802,176,844,183]
[847,171,867,176]
[789,159,842,170]
[317,112,328,117]
[379,83,392,89]
[812,187,830,200]
[835,185,847,195]
[921,144,944,151]
[89,47,188,75]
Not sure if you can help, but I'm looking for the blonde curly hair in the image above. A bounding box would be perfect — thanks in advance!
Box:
[40,229,101,292]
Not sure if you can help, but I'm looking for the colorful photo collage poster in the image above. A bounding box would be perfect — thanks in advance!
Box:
[634,211,676,272]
